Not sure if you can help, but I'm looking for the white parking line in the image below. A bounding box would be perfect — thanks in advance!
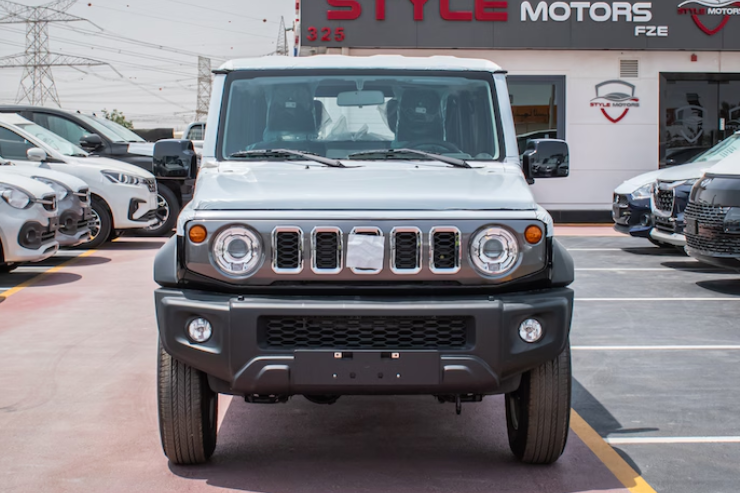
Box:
[605,436,740,445]
[577,298,740,302]
[568,248,624,251]
[573,345,740,351]
[575,268,714,272]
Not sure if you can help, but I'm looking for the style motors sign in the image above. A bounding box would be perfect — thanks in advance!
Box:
[521,1,653,22]
[677,0,740,35]
[590,80,640,123]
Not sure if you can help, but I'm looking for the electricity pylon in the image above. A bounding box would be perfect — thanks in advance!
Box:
[0,0,107,106]
[195,56,211,122]
[275,16,289,56]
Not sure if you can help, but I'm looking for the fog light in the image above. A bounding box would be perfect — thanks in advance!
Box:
[519,319,543,343]
[187,318,212,343]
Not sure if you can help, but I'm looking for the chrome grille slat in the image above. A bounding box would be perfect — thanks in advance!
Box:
[272,227,303,274]
[311,227,342,274]
[391,227,421,274]
[349,227,383,275]
[430,227,461,274]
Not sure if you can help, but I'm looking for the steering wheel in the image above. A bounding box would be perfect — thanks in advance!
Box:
[404,141,463,154]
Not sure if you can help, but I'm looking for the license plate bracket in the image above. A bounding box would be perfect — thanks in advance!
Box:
[292,351,440,386]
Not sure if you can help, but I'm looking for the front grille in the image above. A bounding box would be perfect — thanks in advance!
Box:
[654,215,674,233]
[431,228,461,273]
[655,188,674,212]
[685,202,739,255]
[145,179,157,193]
[392,228,421,273]
[41,230,55,242]
[273,228,303,272]
[312,228,342,273]
[260,315,471,350]
[74,189,90,203]
[40,194,56,212]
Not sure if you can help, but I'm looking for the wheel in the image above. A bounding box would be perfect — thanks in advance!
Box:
[648,237,673,248]
[158,342,217,465]
[0,263,18,273]
[75,198,112,250]
[137,185,179,237]
[505,344,571,464]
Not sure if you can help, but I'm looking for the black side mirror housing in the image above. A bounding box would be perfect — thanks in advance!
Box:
[522,139,570,182]
[153,139,197,180]
[79,133,103,152]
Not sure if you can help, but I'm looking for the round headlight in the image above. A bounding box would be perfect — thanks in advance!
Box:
[469,227,520,277]
[212,226,262,277]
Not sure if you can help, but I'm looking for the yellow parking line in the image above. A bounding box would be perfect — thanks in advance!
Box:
[571,410,658,493]
[1,250,96,299]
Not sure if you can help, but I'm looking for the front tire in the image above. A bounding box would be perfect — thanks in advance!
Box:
[77,198,112,250]
[505,344,571,464]
[157,343,218,465]
[138,185,179,237]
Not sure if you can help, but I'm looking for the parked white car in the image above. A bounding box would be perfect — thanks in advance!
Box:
[0,170,58,272]
[0,114,158,248]
[0,157,91,247]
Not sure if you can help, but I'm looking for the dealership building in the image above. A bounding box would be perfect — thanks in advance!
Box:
[299,0,740,218]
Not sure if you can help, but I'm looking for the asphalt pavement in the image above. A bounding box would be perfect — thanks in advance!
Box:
[0,231,738,493]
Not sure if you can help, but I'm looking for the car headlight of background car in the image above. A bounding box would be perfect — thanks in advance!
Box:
[211,225,263,277]
[102,170,148,186]
[33,177,69,201]
[0,184,32,209]
[631,183,653,200]
[469,227,520,277]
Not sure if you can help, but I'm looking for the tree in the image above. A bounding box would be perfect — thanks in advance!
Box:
[102,109,134,129]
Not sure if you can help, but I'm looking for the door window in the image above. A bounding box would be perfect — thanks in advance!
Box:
[31,113,89,146]
[508,76,566,155]
[0,127,34,160]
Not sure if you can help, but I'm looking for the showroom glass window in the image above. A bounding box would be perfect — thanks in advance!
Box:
[507,76,566,155]
[219,71,503,161]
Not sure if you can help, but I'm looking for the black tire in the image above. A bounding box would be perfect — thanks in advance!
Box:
[76,198,112,250]
[137,185,179,237]
[505,344,571,464]
[648,237,673,248]
[158,342,218,465]
[0,263,18,273]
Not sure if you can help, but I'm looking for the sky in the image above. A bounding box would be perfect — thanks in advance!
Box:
[0,0,296,129]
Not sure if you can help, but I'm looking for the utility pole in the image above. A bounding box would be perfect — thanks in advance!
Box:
[0,0,106,106]
[275,16,290,56]
[195,56,211,122]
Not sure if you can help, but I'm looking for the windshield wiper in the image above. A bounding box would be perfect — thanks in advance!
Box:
[229,149,345,168]
[348,149,471,169]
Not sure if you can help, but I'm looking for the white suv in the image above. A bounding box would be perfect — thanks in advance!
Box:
[0,170,58,272]
[0,114,158,248]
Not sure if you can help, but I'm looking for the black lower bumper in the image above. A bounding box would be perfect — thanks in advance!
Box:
[156,288,574,397]
[686,248,740,272]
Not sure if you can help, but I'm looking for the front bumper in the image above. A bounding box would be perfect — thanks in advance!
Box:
[57,204,92,247]
[650,228,686,247]
[107,186,158,230]
[156,288,574,396]
[612,195,652,237]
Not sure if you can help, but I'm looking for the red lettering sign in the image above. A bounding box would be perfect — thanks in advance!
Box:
[441,0,473,21]
[409,0,430,21]
[475,0,507,21]
[327,0,361,20]
[377,0,386,20]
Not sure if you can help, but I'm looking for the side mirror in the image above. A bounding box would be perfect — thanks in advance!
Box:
[522,139,570,182]
[27,147,48,162]
[153,139,197,179]
[79,133,103,152]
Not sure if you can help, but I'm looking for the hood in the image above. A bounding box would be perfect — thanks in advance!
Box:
[0,169,56,199]
[614,169,665,195]
[0,163,88,192]
[191,162,536,211]
[657,159,720,182]
[705,153,740,177]
[65,155,155,179]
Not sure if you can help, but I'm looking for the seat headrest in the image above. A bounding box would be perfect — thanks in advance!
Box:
[396,89,444,142]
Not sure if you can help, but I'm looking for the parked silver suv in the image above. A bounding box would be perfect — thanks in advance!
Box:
[153,56,574,466]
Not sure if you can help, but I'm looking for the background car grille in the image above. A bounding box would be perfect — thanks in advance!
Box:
[432,231,459,270]
[314,231,341,270]
[655,188,674,212]
[259,315,471,350]
[275,231,301,270]
[685,203,740,255]
[41,194,56,212]
[394,231,420,270]
[654,215,674,233]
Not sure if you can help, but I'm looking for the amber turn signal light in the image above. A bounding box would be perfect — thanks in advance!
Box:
[525,225,543,245]
[189,225,207,244]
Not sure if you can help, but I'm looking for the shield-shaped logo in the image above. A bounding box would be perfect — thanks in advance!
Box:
[677,0,740,36]
[674,105,705,144]
[727,106,740,132]
[591,80,640,124]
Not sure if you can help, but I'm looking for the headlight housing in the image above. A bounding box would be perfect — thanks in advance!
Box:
[631,183,653,199]
[0,185,31,209]
[33,177,69,201]
[211,225,263,277]
[102,170,147,186]
[469,227,520,277]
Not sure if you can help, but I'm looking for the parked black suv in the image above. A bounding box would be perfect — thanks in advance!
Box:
[0,105,196,236]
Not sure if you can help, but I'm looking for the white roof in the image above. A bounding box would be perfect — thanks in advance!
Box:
[219,55,503,73]
[0,113,32,126]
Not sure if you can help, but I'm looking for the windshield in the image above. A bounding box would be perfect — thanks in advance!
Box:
[693,134,740,163]
[76,114,146,143]
[220,71,501,161]
[17,123,88,157]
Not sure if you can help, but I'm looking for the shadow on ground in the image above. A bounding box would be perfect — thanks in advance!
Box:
[100,240,165,251]
[696,279,740,296]
[661,261,731,274]
[621,247,685,257]
[169,388,632,493]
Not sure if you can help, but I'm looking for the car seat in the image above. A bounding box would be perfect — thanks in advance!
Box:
[396,89,444,142]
